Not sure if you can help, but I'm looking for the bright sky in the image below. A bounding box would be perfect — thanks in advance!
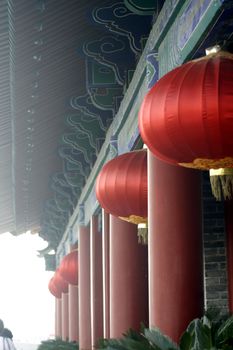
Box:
[0,232,55,344]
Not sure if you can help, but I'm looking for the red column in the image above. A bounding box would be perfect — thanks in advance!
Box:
[55,298,58,337]
[69,284,79,342]
[102,210,110,338]
[55,298,62,338]
[62,292,69,341]
[225,200,233,313]
[79,226,91,350]
[148,152,203,342]
[110,215,148,338]
[90,215,103,348]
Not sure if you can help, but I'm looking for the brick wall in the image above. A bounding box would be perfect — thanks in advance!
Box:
[202,172,229,314]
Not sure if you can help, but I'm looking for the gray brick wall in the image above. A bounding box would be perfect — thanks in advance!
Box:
[202,172,229,314]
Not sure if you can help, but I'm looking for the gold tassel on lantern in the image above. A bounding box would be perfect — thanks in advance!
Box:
[137,223,148,245]
[209,168,233,201]
[119,215,148,244]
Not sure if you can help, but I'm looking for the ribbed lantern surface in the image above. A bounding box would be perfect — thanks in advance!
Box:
[139,51,233,170]
[96,149,147,224]
[59,250,78,285]
[48,277,62,298]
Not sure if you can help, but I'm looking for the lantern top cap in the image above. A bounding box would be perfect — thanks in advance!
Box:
[205,45,221,55]
[194,50,233,62]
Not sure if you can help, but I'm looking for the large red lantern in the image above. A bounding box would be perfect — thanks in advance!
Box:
[96,149,147,234]
[139,51,233,200]
[139,51,233,169]
[53,268,69,294]
[48,277,62,298]
[59,250,78,285]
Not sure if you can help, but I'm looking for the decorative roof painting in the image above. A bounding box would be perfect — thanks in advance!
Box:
[0,0,155,251]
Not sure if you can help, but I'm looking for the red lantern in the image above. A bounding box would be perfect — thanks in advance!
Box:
[96,149,147,224]
[59,250,78,285]
[139,51,233,170]
[53,268,69,294]
[48,277,62,298]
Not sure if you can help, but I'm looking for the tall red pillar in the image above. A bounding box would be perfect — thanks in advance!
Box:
[55,298,62,338]
[90,215,103,348]
[69,284,79,342]
[102,210,110,338]
[225,200,233,313]
[110,215,148,338]
[55,298,58,337]
[148,152,203,342]
[79,225,91,350]
[62,292,69,341]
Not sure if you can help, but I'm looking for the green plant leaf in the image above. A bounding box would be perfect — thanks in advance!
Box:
[97,328,153,350]
[104,336,153,350]
[121,338,153,350]
[201,315,212,329]
[144,328,179,350]
[37,338,78,350]
[185,319,197,336]
[216,315,233,345]
[124,328,145,342]
[98,338,126,350]
[179,331,192,350]
[189,319,212,350]
[181,318,215,350]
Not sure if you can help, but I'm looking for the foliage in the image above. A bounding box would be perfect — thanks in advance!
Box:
[97,326,151,350]
[179,310,233,350]
[37,338,78,350]
[97,312,233,350]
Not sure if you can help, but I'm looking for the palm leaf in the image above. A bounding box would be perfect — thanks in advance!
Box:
[144,328,179,350]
